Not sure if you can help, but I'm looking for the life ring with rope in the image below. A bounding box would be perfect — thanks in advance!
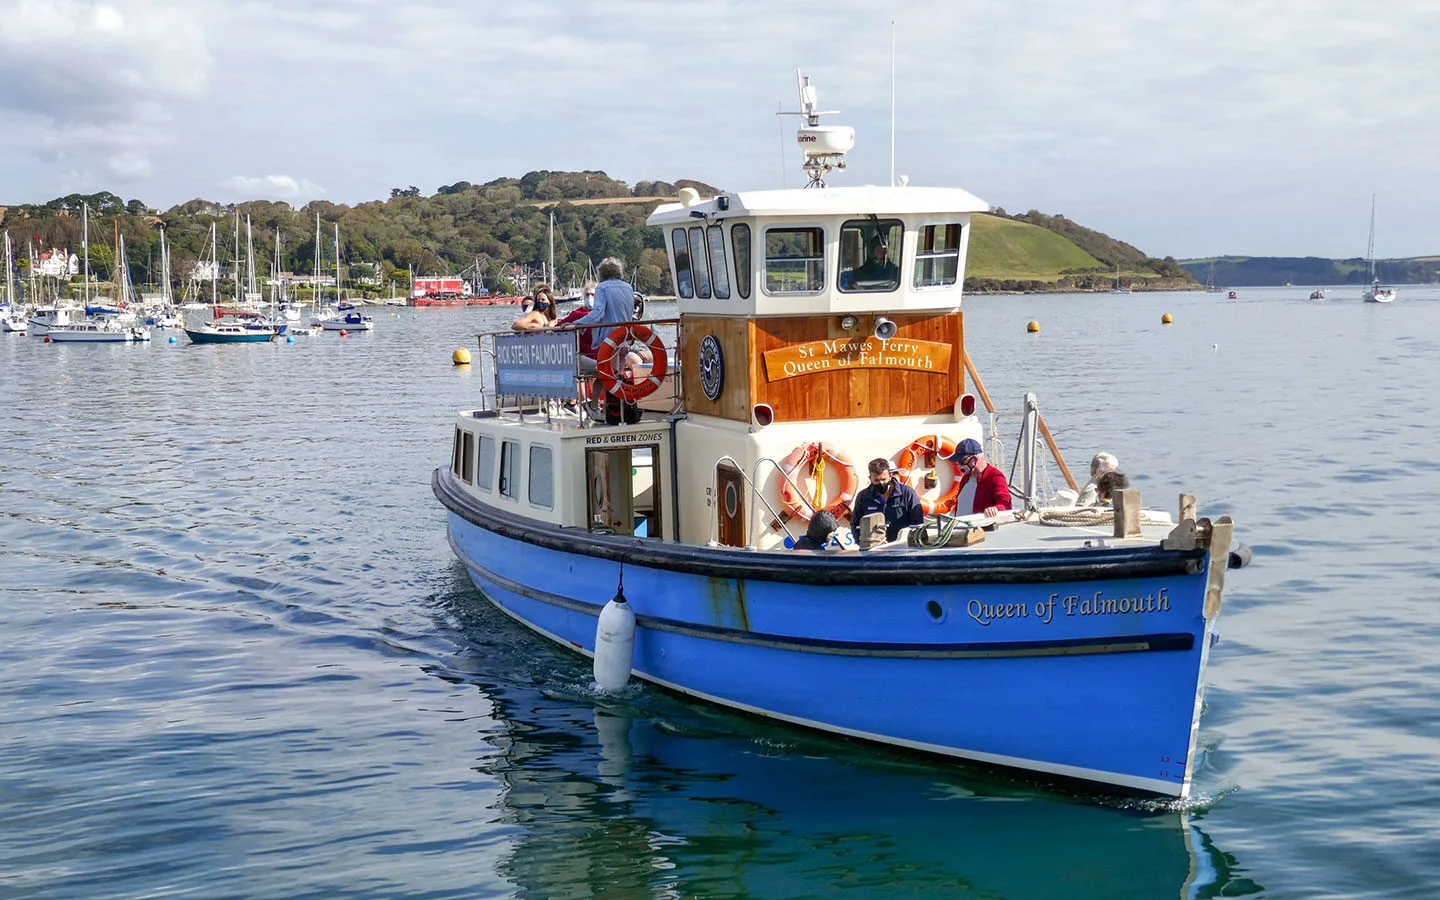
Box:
[777,441,859,522]
[595,323,668,401]
[896,434,962,515]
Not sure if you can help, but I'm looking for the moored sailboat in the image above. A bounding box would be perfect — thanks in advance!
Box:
[185,224,276,344]
[1362,195,1396,303]
[433,74,1249,799]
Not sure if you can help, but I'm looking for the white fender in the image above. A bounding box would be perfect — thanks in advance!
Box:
[593,592,636,691]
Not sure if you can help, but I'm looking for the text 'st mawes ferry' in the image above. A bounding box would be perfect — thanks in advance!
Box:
[434,76,1249,798]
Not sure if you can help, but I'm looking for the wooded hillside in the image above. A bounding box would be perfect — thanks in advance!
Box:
[2,173,1198,298]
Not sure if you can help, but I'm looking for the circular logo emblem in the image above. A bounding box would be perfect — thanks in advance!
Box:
[699,334,724,401]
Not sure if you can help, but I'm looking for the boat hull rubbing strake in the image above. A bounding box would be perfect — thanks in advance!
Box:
[436,471,1223,798]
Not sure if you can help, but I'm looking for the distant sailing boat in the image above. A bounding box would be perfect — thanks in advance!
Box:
[1109,263,1130,294]
[1362,195,1396,303]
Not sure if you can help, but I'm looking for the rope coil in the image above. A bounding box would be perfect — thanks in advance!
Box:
[1036,508,1170,527]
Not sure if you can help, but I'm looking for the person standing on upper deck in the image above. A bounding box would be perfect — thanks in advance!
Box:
[946,438,1012,518]
[573,257,635,345]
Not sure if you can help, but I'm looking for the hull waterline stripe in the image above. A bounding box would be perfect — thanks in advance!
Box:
[448,531,1195,660]
[433,469,1207,586]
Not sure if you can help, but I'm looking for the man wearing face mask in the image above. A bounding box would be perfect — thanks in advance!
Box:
[946,438,1012,518]
[849,458,924,544]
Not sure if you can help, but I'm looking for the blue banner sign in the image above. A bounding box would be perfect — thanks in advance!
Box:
[494,331,577,399]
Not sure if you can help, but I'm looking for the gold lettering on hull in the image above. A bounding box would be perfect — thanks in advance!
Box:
[762,337,953,382]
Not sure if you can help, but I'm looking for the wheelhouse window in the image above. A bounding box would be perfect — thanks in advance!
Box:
[839,218,902,293]
[528,445,554,510]
[477,435,496,492]
[688,225,712,299]
[764,227,824,294]
[915,223,963,288]
[451,429,463,478]
[706,224,730,299]
[671,228,694,299]
[731,224,751,299]
[499,439,520,500]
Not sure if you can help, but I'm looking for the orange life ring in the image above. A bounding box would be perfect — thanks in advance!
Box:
[778,442,860,521]
[896,435,962,515]
[595,324,669,402]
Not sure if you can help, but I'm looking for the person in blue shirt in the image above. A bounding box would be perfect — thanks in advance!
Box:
[850,458,924,543]
[574,257,640,423]
[574,257,635,354]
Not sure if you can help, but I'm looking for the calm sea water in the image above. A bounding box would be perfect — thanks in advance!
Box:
[2,287,1438,898]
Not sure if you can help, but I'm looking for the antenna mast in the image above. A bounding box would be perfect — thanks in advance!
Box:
[777,70,855,188]
[890,22,896,187]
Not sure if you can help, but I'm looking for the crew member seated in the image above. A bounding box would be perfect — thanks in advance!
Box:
[792,510,841,551]
[841,236,899,291]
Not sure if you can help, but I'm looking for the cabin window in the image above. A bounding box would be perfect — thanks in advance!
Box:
[838,218,903,293]
[528,445,554,510]
[706,224,730,299]
[915,223,963,287]
[731,223,752,299]
[460,432,475,484]
[451,429,463,478]
[671,228,694,299]
[764,227,825,294]
[688,225,712,299]
[499,439,520,500]
[477,435,496,492]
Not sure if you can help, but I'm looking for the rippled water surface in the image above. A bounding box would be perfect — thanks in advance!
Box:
[3,288,1438,898]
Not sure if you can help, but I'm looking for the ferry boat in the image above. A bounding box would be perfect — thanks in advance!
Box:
[433,76,1249,798]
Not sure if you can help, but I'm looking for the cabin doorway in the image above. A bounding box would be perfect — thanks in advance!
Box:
[586,445,663,539]
[715,463,746,548]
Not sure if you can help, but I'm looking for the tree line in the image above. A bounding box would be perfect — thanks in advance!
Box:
[2,172,723,300]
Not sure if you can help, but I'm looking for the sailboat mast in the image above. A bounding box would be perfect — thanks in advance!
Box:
[313,212,322,311]
[246,216,257,301]
[159,227,171,307]
[1366,194,1377,282]
[114,219,122,306]
[333,223,340,301]
[3,233,13,306]
[210,222,218,314]
[547,209,555,290]
[82,202,90,306]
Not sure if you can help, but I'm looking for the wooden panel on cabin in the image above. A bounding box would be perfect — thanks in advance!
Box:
[749,313,964,422]
[681,315,752,422]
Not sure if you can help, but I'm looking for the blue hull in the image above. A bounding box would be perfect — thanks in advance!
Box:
[437,472,1217,797]
[184,329,275,344]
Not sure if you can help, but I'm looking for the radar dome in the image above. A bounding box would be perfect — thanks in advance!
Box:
[797,125,855,158]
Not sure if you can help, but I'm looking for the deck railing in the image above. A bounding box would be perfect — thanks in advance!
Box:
[474,317,682,426]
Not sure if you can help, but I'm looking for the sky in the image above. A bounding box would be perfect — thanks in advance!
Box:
[1,0,1437,260]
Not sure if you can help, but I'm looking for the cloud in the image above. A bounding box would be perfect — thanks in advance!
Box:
[222,175,326,201]
[0,0,210,185]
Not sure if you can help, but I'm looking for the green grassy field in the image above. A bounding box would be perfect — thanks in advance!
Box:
[966,214,1103,280]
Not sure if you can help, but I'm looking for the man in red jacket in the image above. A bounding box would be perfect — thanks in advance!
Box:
[947,438,1012,518]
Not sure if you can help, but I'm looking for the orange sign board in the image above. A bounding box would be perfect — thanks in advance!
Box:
[762,336,953,381]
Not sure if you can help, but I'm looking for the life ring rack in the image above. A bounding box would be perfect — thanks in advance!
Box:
[896,434,962,516]
[778,442,860,522]
[595,324,669,402]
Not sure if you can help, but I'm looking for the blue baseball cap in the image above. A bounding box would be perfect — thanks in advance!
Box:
[947,438,983,460]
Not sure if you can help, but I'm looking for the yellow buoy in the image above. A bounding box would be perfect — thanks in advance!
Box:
[1026,321,1040,333]
[452,347,472,365]
[1161,313,1174,325]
